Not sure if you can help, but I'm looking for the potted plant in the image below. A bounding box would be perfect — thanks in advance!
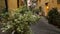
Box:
[1,6,40,34]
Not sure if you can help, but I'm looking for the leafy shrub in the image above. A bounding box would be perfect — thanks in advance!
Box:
[48,8,60,27]
[32,7,42,15]
[0,8,8,23]
[1,6,40,34]
[55,13,60,27]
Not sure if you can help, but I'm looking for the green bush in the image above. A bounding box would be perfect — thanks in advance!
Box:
[0,8,8,23]
[1,6,40,34]
[48,8,60,27]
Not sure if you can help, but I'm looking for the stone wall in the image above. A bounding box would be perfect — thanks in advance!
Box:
[37,0,58,16]
[0,0,6,11]
[7,0,17,10]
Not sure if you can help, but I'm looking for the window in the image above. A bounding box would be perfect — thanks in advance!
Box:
[45,3,48,6]
[57,0,60,4]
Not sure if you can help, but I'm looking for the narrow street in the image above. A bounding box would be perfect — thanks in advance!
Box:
[31,16,60,34]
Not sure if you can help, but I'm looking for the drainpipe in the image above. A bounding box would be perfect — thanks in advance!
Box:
[17,0,19,8]
[5,0,8,11]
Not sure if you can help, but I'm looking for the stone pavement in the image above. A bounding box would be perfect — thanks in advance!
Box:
[31,16,60,34]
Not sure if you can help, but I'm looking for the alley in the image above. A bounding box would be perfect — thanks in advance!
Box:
[31,16,60,34]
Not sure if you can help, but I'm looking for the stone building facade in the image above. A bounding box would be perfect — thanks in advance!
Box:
[0,0,60,16]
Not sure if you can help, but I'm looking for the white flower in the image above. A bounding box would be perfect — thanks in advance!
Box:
[14,19,17,21]
[32,15,36,17]
[2,30,5,32]
[6,25,11,28]
[19,30,21,32]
